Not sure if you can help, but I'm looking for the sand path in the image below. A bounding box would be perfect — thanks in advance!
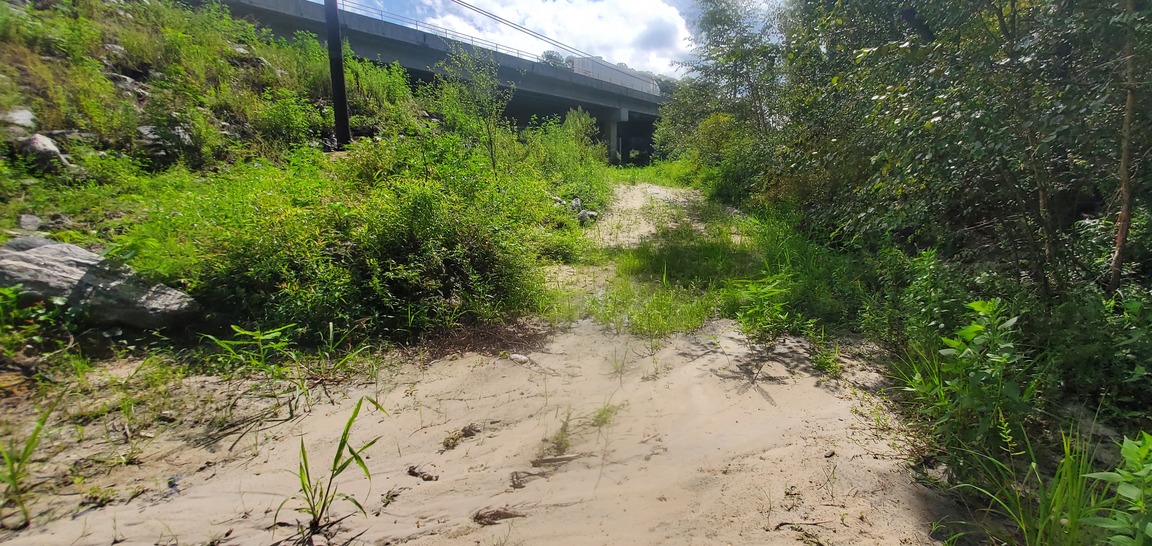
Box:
[6,184,952,546]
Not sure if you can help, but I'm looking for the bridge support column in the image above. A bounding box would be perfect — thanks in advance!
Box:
[601,108,628,164]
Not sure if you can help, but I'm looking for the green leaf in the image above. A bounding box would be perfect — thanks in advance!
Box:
[1117,482,1142,500]
[954,324,984,341]
[1108,536,1136,546]
[1083,471,1123,483]
[1082,516,1132,531]
[966,301,992,314]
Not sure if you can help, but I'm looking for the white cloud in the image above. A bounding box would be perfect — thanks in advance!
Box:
[415,0,693,76]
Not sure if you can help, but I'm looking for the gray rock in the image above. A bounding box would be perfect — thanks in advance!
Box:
[40,129,96,142]
[576,209,599,225]
[109,74,150,100]
[227,44,272,69]
[0,238,199,329]
[138,124,192,148]
[18,214,41,231]
[4,236,54,251]
[1,108,36,130]
[103,43,127,60]
[16,134,71,173]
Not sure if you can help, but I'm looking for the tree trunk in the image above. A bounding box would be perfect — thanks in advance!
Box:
[1107,0,1136,295]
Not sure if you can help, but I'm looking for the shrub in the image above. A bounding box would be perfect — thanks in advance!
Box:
[896,299,1041,482]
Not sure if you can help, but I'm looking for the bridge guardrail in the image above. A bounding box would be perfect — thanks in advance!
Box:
[334,0,660,97]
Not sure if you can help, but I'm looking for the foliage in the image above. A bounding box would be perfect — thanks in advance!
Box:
[1085,433,1152,546]
[277,397,384,538]
[202,323,297,377]
[538,50,573,70]
[958,431,1109,546]
[430,46,513,179]
[731,273,800,344]
[896,300,1040,481]
[0,394,61,530]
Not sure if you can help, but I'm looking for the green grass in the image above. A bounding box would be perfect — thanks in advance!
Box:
[1,394,61,530]
[586,171,865,343]
[277,397,384,539]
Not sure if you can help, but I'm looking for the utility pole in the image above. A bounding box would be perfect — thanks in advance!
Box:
[325,0,351,147]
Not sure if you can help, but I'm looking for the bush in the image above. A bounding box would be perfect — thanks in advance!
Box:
[895,299,1041,482]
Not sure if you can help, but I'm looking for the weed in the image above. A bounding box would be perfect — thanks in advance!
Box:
[808,327,841,377]
[277,396,386,539]
[1,393,61,529]
[589,404,619,428]
[894,300,1039,482]
[544,408,573,457]
[606,347,630,383]
[1084,432,1152,545]
[80,486,117,508]
[732,273,809,345]
[957,431,1109,546]
[203,323,296,377]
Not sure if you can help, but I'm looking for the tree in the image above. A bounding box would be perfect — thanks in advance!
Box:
[435,46,514,180]
[538,50,573,70]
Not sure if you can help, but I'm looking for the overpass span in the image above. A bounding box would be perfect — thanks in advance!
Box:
[221,0,663,163]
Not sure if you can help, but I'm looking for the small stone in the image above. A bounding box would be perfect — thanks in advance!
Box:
[18,214,41,231]
[824,449,836,458]
[509,353,530,364]
[104,43,127,59]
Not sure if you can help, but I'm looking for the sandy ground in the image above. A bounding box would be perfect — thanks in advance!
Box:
[2,184,954,546]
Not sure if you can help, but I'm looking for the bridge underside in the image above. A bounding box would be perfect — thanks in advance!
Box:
[405,67,658,164]
[223,0,661,164]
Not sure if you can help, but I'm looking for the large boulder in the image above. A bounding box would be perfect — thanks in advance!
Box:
[0,237,199,329]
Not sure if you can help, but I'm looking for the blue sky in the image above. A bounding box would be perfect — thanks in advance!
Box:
[335,0,697,76]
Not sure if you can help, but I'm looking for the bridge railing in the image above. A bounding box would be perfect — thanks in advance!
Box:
[339,0,539,62]
[334,0,661,98]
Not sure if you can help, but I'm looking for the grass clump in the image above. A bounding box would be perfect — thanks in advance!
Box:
[277,397,384,540]
[1,394,60,530]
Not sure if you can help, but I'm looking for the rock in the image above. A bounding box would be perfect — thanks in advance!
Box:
[0,237,199,329]
[570,197,582,212]
[17,214,41,231]
[1,108,36,130]
[1,108,36,140]
[103,43,127,60]
[138,124,192,148]
[227,44,272,69]
[509,353,530,364]
[576,209,598,225]
[109,74,150,99]
[15,134,71,173]
[39,129,97,142]
[3,236,54,251]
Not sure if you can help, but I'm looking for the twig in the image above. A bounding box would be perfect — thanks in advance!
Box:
[773,520,833,530]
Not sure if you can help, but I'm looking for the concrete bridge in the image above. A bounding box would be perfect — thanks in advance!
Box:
[221,0,663,163]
